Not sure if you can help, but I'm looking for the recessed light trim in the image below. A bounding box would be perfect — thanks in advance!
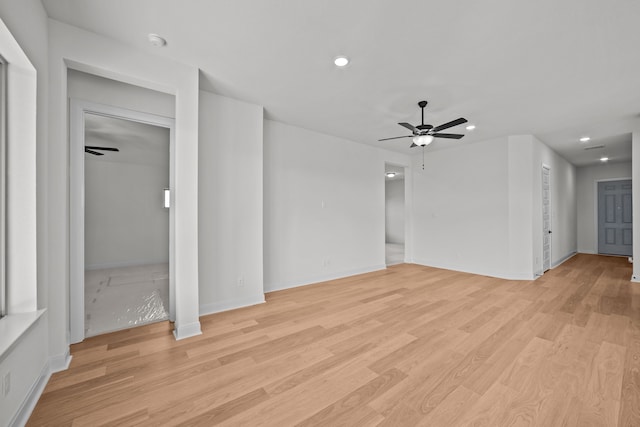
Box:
[466,125,476,131]
[334,56,350,67]
[600,157,609,162]
[386,172,396,178]
[579,136,590,142]
[148,33,167,47]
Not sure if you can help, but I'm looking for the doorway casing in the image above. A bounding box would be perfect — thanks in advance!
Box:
[69,99,176,344]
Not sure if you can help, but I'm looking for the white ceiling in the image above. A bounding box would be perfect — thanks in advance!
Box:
[43,0,640,166]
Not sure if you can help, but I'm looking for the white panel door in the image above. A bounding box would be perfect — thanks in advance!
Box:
[542,166,551,272]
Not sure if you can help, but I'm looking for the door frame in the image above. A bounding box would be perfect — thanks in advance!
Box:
[595,177,633,256]
[69,99,176,344]
[594,177,632,255]
[541,164,551,273]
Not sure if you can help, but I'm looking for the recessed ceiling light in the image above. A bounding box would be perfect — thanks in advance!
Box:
[386,172,396,178]
[466,125,476,131]
[148,33,167,47]
[600,157,609,162]
[579,136,590,142]
[334,56,350,67]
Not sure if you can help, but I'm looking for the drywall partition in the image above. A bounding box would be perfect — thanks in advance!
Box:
[0,1,49,425]
[507,136,535,279]
[68,69,175,117]
[577,161,632,254]
[198,91,265,313]
[48,19,201,354]
[412,137,511,278]
[385,178,405,244]
[264,120,410,292]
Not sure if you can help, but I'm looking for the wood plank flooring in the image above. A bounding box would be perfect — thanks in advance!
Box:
[28,254,640,426]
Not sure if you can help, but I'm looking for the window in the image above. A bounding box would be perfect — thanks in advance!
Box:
[0,56,5,318]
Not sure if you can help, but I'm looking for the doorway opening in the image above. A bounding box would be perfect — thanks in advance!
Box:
[70,100,175,342]
[385,164,405,265]
[598,179,632,257]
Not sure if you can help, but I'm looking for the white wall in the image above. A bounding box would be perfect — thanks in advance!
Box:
[264,119,410,292]
[0,1,49,425]
[412,137,511,278]
[67,69,175,118]
[576,161,631,254]
[385,178,405,244]
[198,91,265,313]
[412,135,576,280]
[84,137,170,269]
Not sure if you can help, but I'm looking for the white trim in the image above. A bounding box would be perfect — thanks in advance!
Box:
[69,99,176,344]
[200,295,266,317]
[0,310,45,362]
[173,321,202,340]
[265,264,387,293]
[542,164,552,273]
[551,251,577,269]
[412,258,536,281]
[48,350,72,373]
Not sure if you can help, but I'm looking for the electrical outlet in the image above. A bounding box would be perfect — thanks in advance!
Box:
[3,372,10,397]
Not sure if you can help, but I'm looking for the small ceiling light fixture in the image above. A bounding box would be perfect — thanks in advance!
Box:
[466,125,476,131]
[386,172,396,178]
[413,134,434,146]
[600,157,609,162]
[334,56,350,67]
[148,33,167,47]
[579,136,591,142]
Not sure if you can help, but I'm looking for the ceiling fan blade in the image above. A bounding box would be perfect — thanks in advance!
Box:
[398,122,418,133]
[432,133,464,139]
[432,118,467,132]
[378,135,413,141]
[85,146,119,152]
[85,148,104,156]
[410,142,417,148]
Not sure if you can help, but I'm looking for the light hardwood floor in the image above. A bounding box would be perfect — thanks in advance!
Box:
[28,254,640,426]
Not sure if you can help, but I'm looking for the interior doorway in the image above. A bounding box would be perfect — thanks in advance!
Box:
[598,179,633,256]
[70,100,176,342]
[385,164,405,265]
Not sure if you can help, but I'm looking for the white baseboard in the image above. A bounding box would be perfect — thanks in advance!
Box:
[551,251,577,269]
[9,362,50,427]
[173,321,202,340]
[49,349,72,373]
[9,350,71,427]
[264,264,387,293]
[411,258,535,281]
[200,295,265,317]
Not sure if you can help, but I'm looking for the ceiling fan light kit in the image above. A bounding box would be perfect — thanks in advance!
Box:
[379,100,468,149]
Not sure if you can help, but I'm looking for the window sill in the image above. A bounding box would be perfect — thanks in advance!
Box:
[0,309,46,362]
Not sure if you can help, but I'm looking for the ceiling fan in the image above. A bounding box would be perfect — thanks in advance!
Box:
[379,101,467,147]
[85,146,119,156]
